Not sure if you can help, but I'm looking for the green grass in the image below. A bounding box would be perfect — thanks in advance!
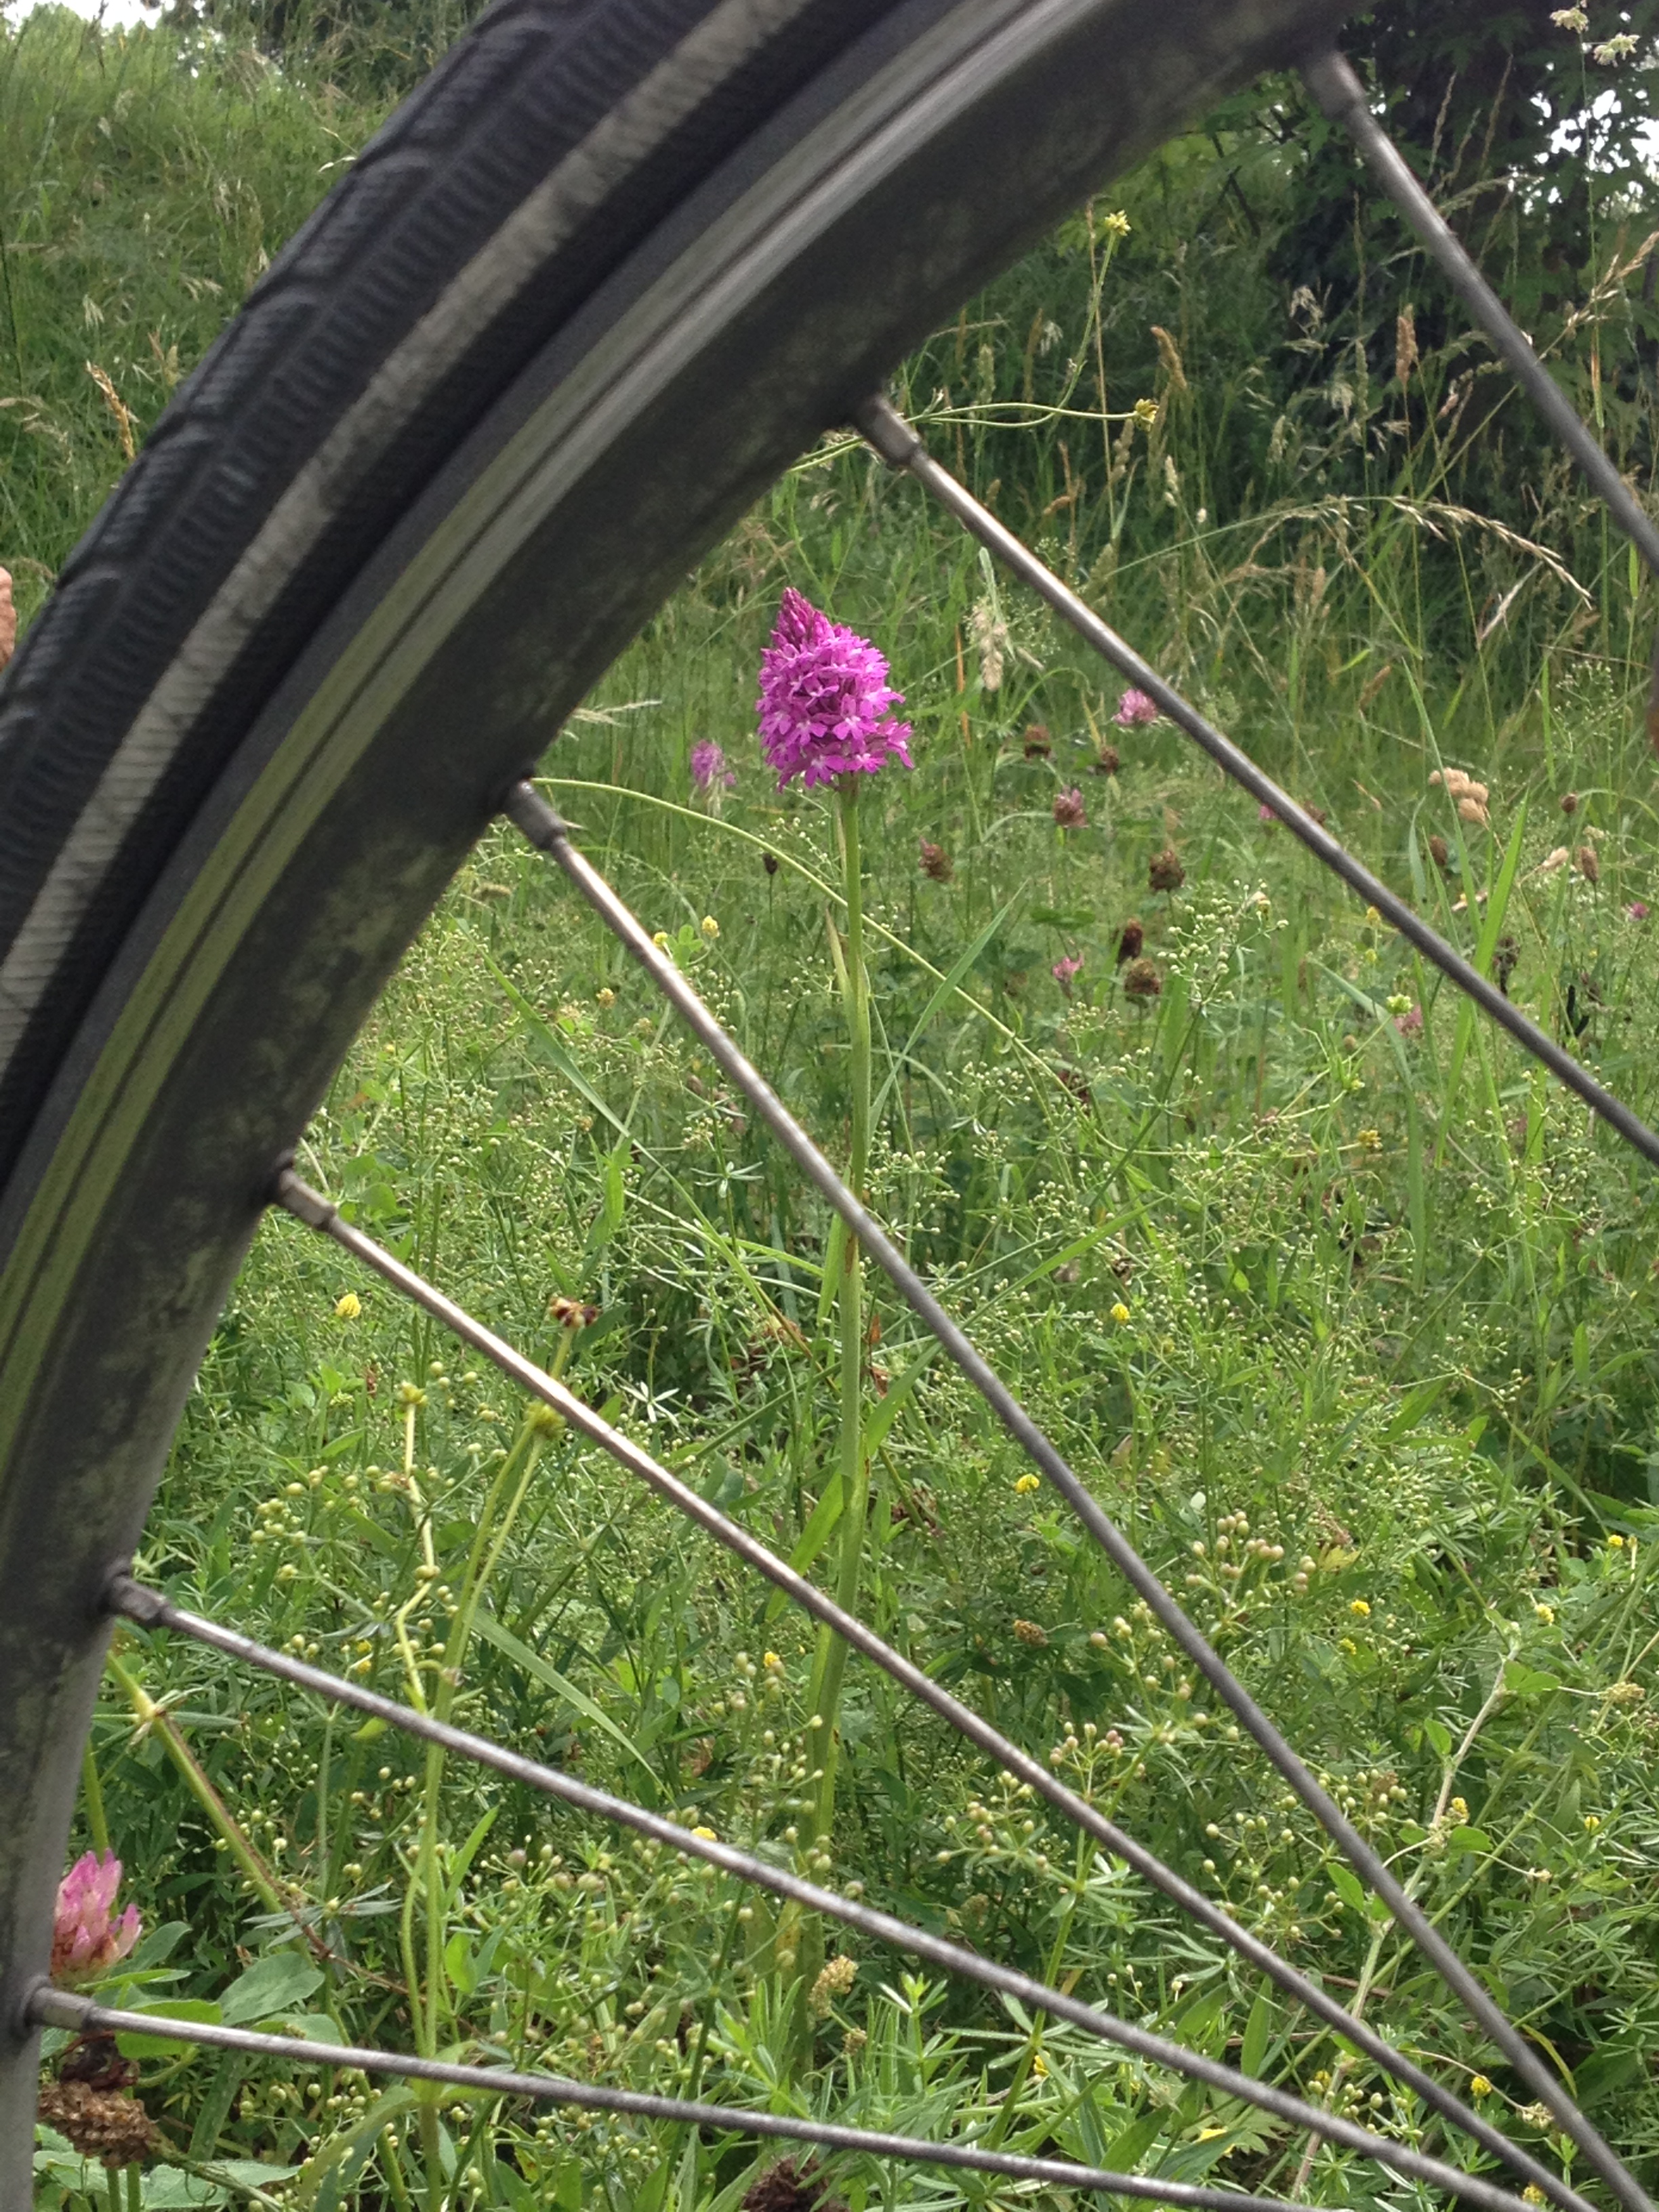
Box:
[16,12,1659,2210]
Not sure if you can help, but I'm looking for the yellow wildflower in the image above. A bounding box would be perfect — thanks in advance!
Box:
[1349,1599,1371,1618]
[1470,2075,1494,2099]
[1015,1474,1041,1496]
[1110,1302,1130,1324]
[334,1292,362,1321]
[700,916,720,940]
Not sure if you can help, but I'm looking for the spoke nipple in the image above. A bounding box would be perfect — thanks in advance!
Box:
[1298,48,1365,122]
[272,1165,336,1231]
[105,1569,165,1627]
[853,392,923,470]
[22,1977,85,2036]
[504,779,568,848]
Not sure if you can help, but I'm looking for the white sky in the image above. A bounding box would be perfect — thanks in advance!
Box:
[6,0,155,20]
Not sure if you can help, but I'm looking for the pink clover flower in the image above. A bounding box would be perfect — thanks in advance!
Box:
[52,1851,141,1986]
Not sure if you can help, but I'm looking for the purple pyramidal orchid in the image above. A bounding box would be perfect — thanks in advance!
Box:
[756,588,913,790]
[52,1851,141,1985]
[690,739,735,793]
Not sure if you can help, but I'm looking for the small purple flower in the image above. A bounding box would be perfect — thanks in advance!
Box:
[756,588,913,790]
[1114,687,1160,729]
[52,1851,141,1986]
[1628,901,1650,921]
[1053,787,1087,830]
[690,739,735,793]
[1394,1003,1424,1037]
[1258,803,1276,825]
[1052,954,1084,996]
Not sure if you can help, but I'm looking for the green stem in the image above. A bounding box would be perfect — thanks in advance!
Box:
[104,1650,302,1933]
[81,1736,110,1856]
[806,782,872,1862]
[401,1351,571,2205]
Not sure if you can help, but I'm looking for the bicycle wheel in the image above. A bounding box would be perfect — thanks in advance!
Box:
[0,0,1419,2182]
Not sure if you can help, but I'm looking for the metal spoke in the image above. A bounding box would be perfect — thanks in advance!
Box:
[508,780,1647,2212]
[22,1987,1339,2212]
[1301,49,1659,584]
[270,1166,1580,2209]
[106,1574,1545,2212]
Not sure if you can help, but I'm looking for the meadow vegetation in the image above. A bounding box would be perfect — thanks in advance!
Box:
[10,5,1659,2207]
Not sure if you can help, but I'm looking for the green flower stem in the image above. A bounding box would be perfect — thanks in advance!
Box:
[81,1736,110,1856]
[104,1649,297,1931]
[403,1343,573,2205]
[806,780,872,1862]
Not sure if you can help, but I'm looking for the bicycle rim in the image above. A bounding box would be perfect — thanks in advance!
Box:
[1,0,1359,2177]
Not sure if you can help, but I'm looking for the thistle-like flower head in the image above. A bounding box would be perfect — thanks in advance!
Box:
[756,589,912,791]
[52,1852,141,1986]
[1113,686,1160,729]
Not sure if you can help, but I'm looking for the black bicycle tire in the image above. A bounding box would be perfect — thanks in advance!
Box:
[0,0,1357,2171]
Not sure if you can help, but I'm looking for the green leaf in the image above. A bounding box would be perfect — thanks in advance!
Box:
[220,1951,323,2026]
[139,2166,226,2209]
[873,897,1019,1121]
[114,1998,223,2059]
[1502,1660,1559,1697]
[631,2164,670,2212]
[764,1345,940,1620]
[444,1807,499,1906]
[1103,2111,1165,2172]
[187,2051,245,2160]
[1328,1862,1367,1912]
[765,1473,844,1622]
[470,1609,657,1782]
[127,1920,191,1970]
[1437,801,1528,1160]
[486,954,640,1147]
[1446,1824,1494,1855]
[1240,1988,1273,2077]
[445,1929,479,1998]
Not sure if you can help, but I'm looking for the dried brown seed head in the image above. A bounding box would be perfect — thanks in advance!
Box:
[1148,844,1185,893]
